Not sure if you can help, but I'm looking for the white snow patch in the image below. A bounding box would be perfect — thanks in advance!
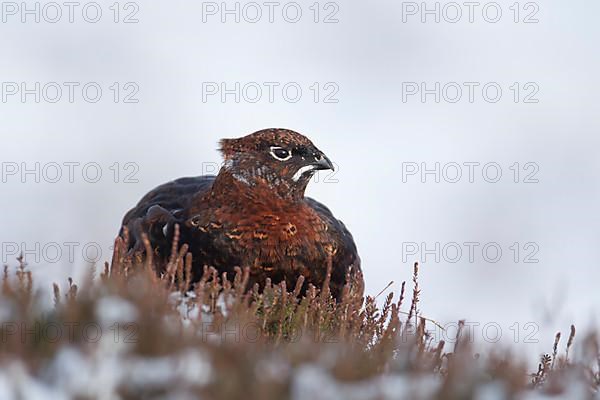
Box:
[291,365,441,400]
[96,296,138,325]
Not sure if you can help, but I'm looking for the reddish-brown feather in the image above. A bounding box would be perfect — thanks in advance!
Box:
[120,128,363,300]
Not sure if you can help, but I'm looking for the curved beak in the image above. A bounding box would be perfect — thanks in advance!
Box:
[313,152,335,171]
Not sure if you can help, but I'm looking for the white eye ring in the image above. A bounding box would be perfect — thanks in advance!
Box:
[269,146,292,161]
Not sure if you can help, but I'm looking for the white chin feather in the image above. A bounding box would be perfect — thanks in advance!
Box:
[292,165,316,182]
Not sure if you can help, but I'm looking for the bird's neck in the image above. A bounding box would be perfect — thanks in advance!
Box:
[209,167,308,205]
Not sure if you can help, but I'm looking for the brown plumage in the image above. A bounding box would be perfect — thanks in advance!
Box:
[119,128,363,300]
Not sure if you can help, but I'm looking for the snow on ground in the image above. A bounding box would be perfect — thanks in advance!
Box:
[1,291,598,399]
[0,346,212,400]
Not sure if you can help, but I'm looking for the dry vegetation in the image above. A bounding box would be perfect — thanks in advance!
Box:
[0,237,598,399]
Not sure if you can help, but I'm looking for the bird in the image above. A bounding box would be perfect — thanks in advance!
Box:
[119,128,362,300]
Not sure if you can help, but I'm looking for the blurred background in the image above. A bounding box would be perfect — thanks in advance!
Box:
[1,0,598,360]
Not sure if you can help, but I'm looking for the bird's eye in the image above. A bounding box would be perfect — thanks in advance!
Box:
[269,146,292,161]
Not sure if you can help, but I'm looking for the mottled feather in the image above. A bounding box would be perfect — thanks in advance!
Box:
[120,128,362,300]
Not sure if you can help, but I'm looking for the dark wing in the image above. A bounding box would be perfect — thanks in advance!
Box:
[304,197,363,297]
[120,176,216,255]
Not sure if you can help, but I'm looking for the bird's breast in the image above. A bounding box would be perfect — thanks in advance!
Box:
[184,205,337,267]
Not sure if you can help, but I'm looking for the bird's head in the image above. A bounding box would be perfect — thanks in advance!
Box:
[218,128,334,200]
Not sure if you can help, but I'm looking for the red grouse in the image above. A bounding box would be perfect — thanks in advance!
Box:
[120,128,362,299]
